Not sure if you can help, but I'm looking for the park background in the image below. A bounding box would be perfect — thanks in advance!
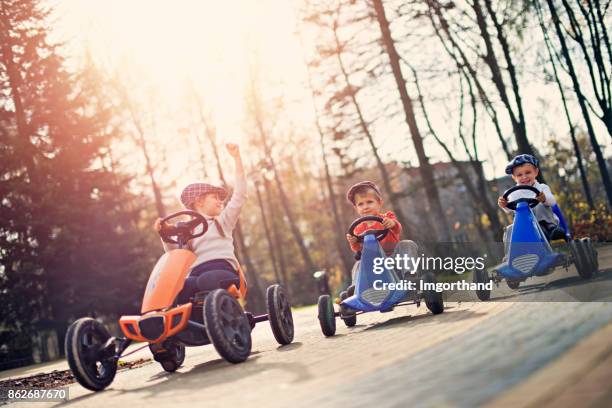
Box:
[1,0,610,368]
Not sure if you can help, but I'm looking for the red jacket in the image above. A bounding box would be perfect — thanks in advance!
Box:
[350,211,402,254]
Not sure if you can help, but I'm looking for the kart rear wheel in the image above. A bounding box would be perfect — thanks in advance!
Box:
[506,279,520,290]
[473,269,491,301]
[266,284,294,345]
[570,240,593,279]
[422,272,444,315]
[317,295,336,336]
[65,317,117,391]
[339,290,357,327]
[203,289,252,363]
[581,238,598,274]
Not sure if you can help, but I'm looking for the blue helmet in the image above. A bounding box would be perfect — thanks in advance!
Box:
[505,154,539,175]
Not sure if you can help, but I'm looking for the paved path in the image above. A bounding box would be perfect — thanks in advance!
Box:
[4,244,611,408]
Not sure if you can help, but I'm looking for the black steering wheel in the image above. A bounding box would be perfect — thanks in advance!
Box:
[159,210,208,245]
[348,215,390,243]
[503,185,541,211]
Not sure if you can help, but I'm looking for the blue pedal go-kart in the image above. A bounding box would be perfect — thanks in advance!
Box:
[473,185,598,300]
[317,216,444,337]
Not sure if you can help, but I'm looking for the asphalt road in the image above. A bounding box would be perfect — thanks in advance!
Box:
[9,244,612,408]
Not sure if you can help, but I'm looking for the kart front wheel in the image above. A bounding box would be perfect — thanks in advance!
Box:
[581,238,598,274]
[204,289,252,363]
[339,290,357,327]
[150,341,185,373]
[422,272,444,315]
[266,284,294,345]
[317,295,336,336]
[570,240,593,279]
[473,269,491,301]
[65,317,118,391]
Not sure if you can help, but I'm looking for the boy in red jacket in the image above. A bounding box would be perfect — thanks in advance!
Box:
[345,181,418,282]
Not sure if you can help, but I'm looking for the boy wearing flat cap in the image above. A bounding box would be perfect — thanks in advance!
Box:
[153,143,247,303]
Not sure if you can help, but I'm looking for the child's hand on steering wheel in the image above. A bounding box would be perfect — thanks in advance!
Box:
[153,218,168,232]
[498,196,508,208]
[225,143,240,158]
[536,191,545,203]
[346,234,358,245]
[381,217,396,229]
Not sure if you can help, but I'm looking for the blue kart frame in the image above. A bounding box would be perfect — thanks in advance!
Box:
[473,185,598,300]
[317,216,444,337]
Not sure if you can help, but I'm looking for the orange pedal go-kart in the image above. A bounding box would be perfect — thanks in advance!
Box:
[65,210,294,391]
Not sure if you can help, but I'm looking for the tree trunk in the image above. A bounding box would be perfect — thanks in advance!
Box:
[372,0,452,242]
[249,87,317,275]
[233,221,266,312]
[411,65,504,241]
[560,0,612,138]
[132,113,165,218]
[270,161,316,272]
[254,180,282,284]
[317,132,354,282]
[0,5,36,177]
[546,0,612,207]
[535,1,595,210]
[472,0,535,159]
[263,177,290,295]
[113,85,165,218]
[330,20,416,239]
[426,1,512,160]
[481,0,532,155]
[303,55,355,281]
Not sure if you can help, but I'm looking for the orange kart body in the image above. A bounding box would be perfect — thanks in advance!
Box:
[119,248,248,343]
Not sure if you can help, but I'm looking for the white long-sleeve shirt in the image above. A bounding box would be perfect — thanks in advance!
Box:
[502,181,559,224]
[162,172,247,271]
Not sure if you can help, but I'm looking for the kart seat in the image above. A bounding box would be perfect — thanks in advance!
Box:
[547,226,567,242]
[195,270,240,291]
[539,220,568,243]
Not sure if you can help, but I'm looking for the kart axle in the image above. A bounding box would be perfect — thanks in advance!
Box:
[252,314,269,323]
[100,337,133,360]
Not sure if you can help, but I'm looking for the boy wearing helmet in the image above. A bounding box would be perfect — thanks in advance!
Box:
[498,154,560,253]
[153,143,247,303]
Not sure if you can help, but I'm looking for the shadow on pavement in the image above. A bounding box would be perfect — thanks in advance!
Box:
[123,353,312,400]
[364,308,486,332]
[490,267,612,302]
[276,342,303,352]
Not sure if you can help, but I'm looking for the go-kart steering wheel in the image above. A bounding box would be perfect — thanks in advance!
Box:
[159,210,208,245]
[503,185,541,211]
[348,215,390,243]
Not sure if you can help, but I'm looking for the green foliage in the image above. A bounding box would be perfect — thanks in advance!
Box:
[0,0,154,360]
[545,131,610,240]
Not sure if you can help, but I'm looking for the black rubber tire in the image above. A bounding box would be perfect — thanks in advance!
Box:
[151,342,185,373]
[317,295,336,337]
[581,238,598,275]
[570,240,592,279]
[473,269,491,301]
[203,289,252,363]
[266,284,294,345]
[422,272,444,314]
[590,242,599,272]
[65,317,117,391]
[506,279,520,290]
[339,290,357,327]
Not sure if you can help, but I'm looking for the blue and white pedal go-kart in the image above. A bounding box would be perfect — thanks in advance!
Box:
[473,185,598,301]
[317,216,444,337]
